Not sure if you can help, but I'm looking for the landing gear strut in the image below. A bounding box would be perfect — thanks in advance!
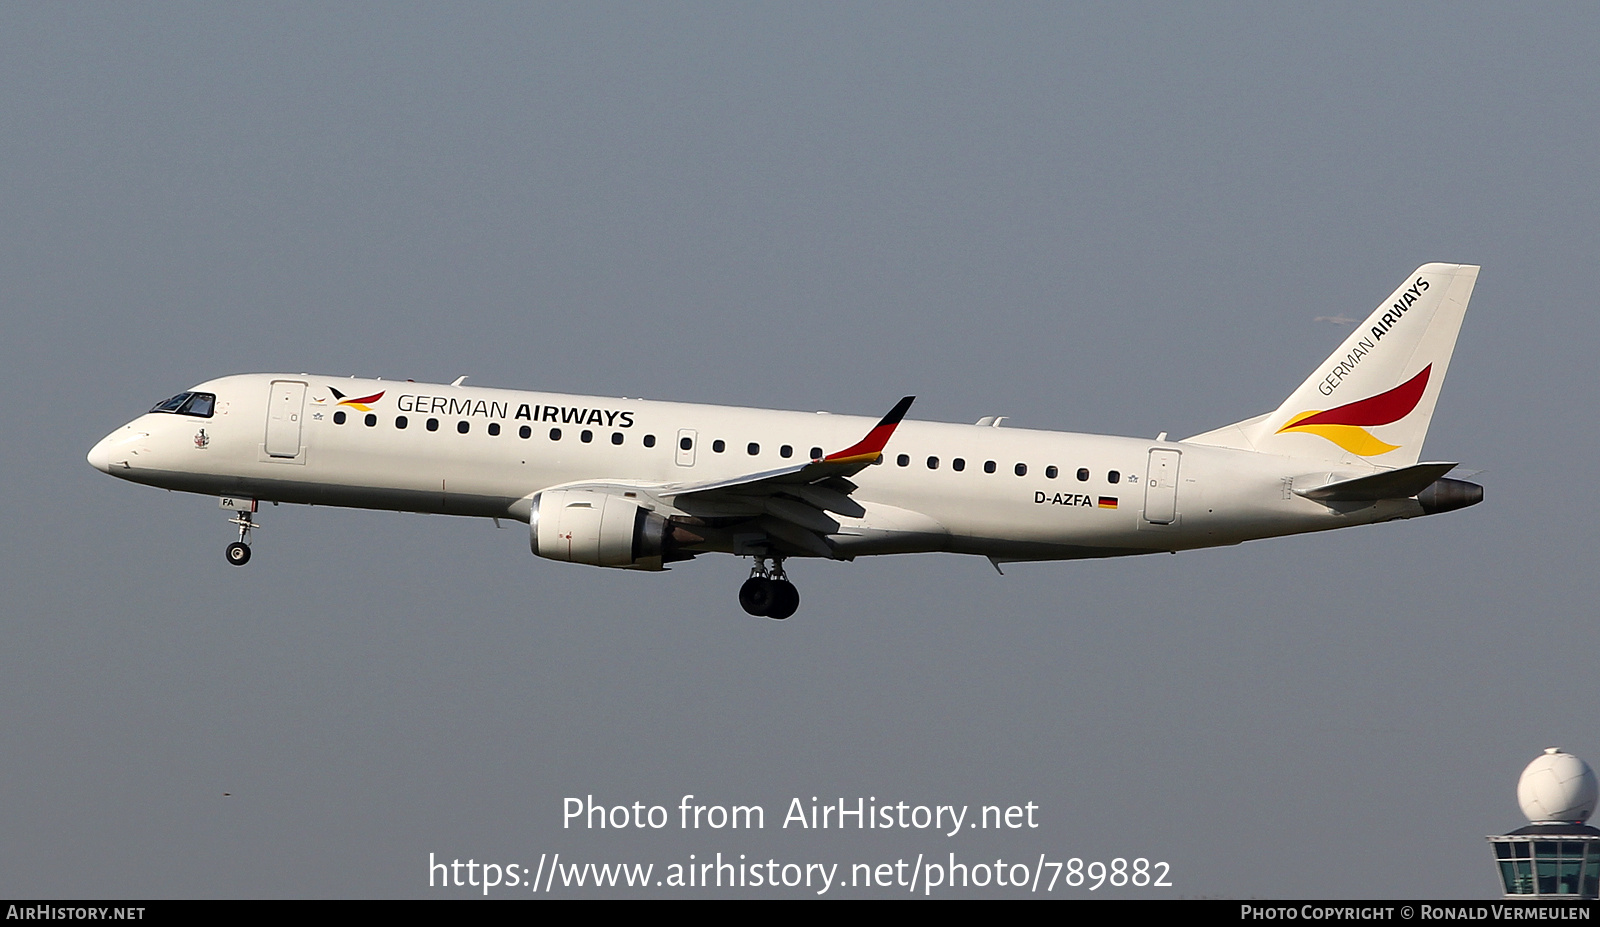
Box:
[226,506,256,566]
[739,555,799,620]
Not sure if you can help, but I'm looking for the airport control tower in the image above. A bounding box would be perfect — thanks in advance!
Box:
[1487,748,1600,898]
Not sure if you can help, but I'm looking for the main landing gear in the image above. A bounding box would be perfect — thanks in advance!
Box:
[225,506,256,566]
[739,555,799,620]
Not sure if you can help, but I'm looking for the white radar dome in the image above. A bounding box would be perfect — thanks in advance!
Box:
[1516,748,1598,824]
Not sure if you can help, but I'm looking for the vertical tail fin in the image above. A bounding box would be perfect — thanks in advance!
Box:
[1185,263,1480,466]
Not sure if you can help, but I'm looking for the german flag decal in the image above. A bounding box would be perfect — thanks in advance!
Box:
[1098,497,1118,509]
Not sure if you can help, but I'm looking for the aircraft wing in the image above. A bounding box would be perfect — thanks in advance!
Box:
[656,396,915,557]
[660,395,915,497]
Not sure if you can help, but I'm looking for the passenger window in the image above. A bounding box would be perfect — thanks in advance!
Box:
[364,413,377,427]
[550,428,562,440]
[1045,465,1058,479]
[644,434,656,448]
[780,445,793,458]
[488,423,501,436]
[712,439,725,453]
[519,425,531,439]
[810,446,823,460]
[984,460,997,474]
[333,411,347,425]
[427,418,439,432]
[747,442,759,455]
[1109,470,1120,483]
[927,456,939,470]
[612,432,624,445]
[680,436,693,451]
[581,430,593,443]
[952,458,966,472]
[897,454,910,467]
[396,416,408,429]
[1077,468,1089,481]
[457,421,470,434]
[1014,463,1027,476]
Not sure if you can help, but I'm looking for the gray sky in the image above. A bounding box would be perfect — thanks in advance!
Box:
[3,3,1596,898]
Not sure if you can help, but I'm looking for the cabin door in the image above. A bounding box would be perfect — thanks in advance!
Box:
[264,380,307,458]
[1142,449,1181,525]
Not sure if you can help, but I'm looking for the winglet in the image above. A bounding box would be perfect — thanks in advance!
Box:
[822,396,916,464]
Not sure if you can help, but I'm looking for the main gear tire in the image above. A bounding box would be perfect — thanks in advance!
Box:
[739,577,775,616]
[766,580,799,620]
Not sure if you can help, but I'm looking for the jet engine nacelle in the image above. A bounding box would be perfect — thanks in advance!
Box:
[530,489,672,571]
[1416,477,1484,515]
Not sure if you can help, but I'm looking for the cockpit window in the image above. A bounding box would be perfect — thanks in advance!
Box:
[149,391,216,418]
[179,393,215,417]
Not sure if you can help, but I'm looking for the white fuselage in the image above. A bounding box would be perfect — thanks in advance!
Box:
[88,374,1424,564]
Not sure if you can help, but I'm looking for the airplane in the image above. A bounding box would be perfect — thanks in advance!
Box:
[88,263,1484,620]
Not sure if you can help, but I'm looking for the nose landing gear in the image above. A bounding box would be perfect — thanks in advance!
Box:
[224,500,257,566]
[739,555,800,620]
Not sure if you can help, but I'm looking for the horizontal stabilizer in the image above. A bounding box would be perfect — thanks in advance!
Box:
[1294,462,1458,502]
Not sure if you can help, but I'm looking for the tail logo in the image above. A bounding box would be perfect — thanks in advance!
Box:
[329,386,386,411]
[1275,365,1431,456]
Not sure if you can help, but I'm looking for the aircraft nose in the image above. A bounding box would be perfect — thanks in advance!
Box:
[88,427,146,475]
[87,433,114,474]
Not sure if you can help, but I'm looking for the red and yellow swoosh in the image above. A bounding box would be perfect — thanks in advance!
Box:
[1275,366,1430,456]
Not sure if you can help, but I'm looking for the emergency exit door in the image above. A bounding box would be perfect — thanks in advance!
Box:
[675,428,697,467]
